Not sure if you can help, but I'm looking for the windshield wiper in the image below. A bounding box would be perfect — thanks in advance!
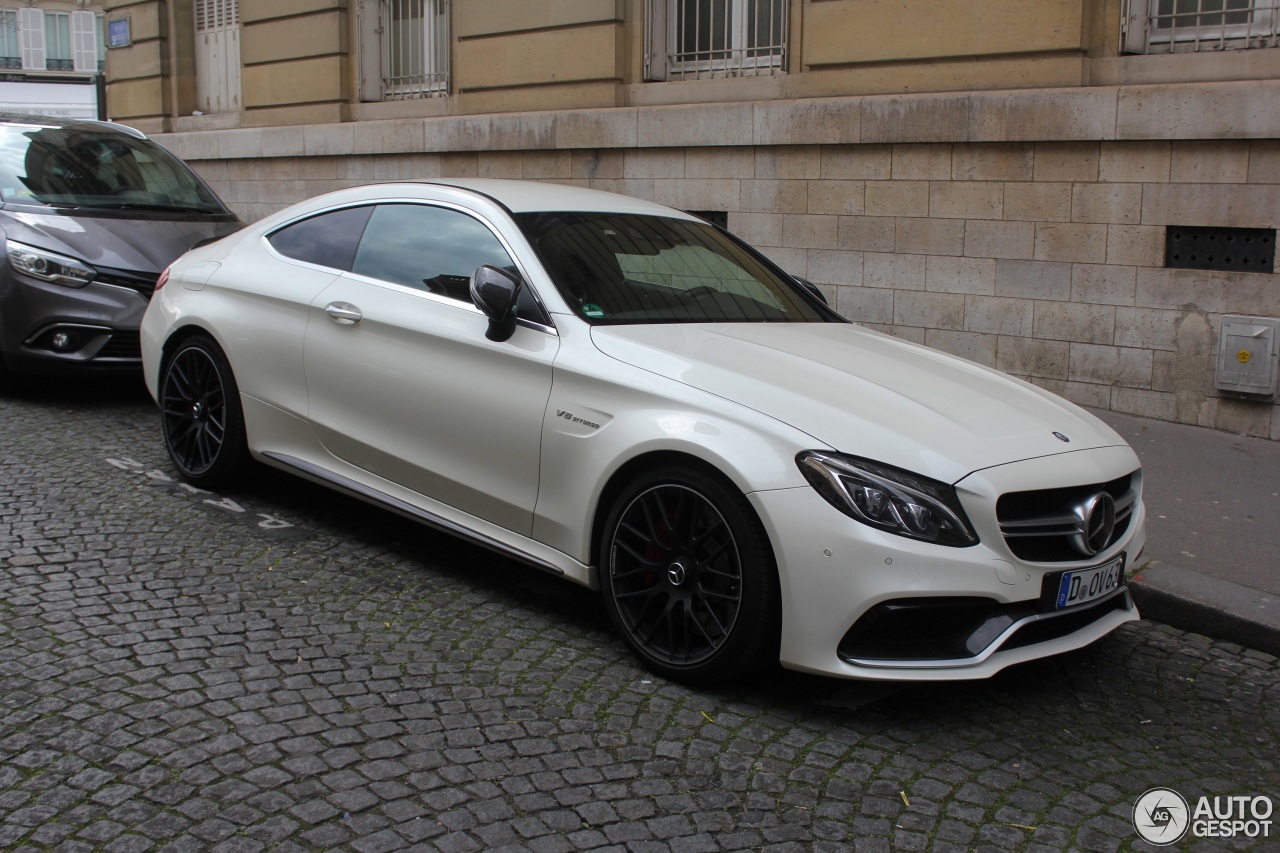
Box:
[83,202,222,214]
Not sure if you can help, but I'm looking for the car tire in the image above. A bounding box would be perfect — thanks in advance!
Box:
[159,334,250,487]
[599,466,780,684]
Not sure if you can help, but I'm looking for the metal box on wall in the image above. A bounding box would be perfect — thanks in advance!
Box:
[1217,315,1280,402]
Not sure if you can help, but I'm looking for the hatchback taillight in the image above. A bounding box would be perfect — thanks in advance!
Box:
[154,266,171,292]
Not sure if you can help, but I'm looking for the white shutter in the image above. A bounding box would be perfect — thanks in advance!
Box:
[71,11,97,73]
[226,23,240,110]
[644,0,669,81]
[195,0,241,113]
[18,7,43,71]
[1122,0,1152,53]
[356,0,383,101]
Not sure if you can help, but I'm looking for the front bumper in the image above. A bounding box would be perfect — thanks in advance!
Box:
[0,274,149,376]
[750,445,1146,681]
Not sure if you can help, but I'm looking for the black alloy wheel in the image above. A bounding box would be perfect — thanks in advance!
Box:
[600,467,779,684]
[160,335,249,487]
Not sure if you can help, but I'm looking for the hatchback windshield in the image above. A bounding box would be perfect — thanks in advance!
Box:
[0,122,226,214]
[516,211,830,324]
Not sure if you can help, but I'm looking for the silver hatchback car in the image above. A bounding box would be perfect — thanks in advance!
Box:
[0,113,241,390]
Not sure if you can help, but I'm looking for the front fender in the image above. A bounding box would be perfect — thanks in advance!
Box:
[531,348,820,564]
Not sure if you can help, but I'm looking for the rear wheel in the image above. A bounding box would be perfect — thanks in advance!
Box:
[599,466,780,684]
[159,335,249,487]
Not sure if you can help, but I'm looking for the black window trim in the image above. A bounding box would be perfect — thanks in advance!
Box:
[262,197,557,335]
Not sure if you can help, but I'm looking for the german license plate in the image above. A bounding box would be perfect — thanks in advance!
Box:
[1055,555,1124,609]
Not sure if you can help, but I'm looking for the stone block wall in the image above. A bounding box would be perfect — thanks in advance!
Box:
[159,86,1280,440]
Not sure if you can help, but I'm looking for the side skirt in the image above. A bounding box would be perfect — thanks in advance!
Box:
[261,451,566,578]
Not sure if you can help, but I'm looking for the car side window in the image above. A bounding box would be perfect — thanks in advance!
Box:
[352,203,519,304]
[267,205,374,271]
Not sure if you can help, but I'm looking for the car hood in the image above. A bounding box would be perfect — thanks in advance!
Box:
[0,209,241,274]
[590,323,1127,484]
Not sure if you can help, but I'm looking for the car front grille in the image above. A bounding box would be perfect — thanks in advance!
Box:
[996,473,1138,562]
[95,268,161,300]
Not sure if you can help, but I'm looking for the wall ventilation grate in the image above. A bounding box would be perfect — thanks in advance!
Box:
[1165,226,1276,273]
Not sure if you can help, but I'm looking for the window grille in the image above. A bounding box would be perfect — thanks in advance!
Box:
[196,0,239,32]
[649,0,787,81]
[1123,0,1280,52]
[382,0,450,99]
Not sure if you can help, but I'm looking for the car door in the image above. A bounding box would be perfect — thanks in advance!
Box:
[303,201,557,537]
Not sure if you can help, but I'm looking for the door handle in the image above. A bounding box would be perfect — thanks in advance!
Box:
[325,302,362,325]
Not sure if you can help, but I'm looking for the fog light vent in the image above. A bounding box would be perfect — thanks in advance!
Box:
[36,328,84,352]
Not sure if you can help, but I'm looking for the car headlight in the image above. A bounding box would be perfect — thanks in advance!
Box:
[797,451,978,547]
[6,240,96,288]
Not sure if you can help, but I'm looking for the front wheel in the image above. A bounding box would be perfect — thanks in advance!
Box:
[159,335,250,487]
[599,466,780,684]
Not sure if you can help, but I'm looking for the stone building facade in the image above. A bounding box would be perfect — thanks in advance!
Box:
[99,0,1280,439]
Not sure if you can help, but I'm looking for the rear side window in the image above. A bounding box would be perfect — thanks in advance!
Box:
[267,205,374,271]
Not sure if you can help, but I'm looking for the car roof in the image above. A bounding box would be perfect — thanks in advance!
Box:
[0,112,149,139]
[424,178,699,219]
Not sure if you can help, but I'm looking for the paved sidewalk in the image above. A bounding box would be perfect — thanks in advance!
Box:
[1092,407,1280,656]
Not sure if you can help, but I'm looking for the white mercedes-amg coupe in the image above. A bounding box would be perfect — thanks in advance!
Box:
[141,179,1146,684]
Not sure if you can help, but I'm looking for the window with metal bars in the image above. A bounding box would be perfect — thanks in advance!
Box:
[646,0,787,81]
[381,0,449,100]
[1123,0,1280,52]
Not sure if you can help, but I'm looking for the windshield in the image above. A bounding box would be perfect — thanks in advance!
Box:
[0,123,226,213]
[515,211,831,324]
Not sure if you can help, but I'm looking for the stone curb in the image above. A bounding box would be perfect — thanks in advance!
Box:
[1129,562,1280,658]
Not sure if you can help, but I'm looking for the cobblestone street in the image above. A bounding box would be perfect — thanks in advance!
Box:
[2,380,1278,853]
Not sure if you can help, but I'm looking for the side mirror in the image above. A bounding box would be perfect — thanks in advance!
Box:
[793,275,829,306]
[470,264,522,342]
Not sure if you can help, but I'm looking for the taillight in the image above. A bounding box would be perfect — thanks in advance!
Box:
[154,266,171,292]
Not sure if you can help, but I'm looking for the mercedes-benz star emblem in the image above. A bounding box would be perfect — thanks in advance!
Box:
[1070,492,1116,556]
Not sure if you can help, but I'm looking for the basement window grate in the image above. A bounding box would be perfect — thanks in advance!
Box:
[1165,225,1276,273]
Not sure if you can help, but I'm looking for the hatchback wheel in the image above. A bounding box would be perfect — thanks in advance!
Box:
[160,335,249,486]
[600,467,780,684]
